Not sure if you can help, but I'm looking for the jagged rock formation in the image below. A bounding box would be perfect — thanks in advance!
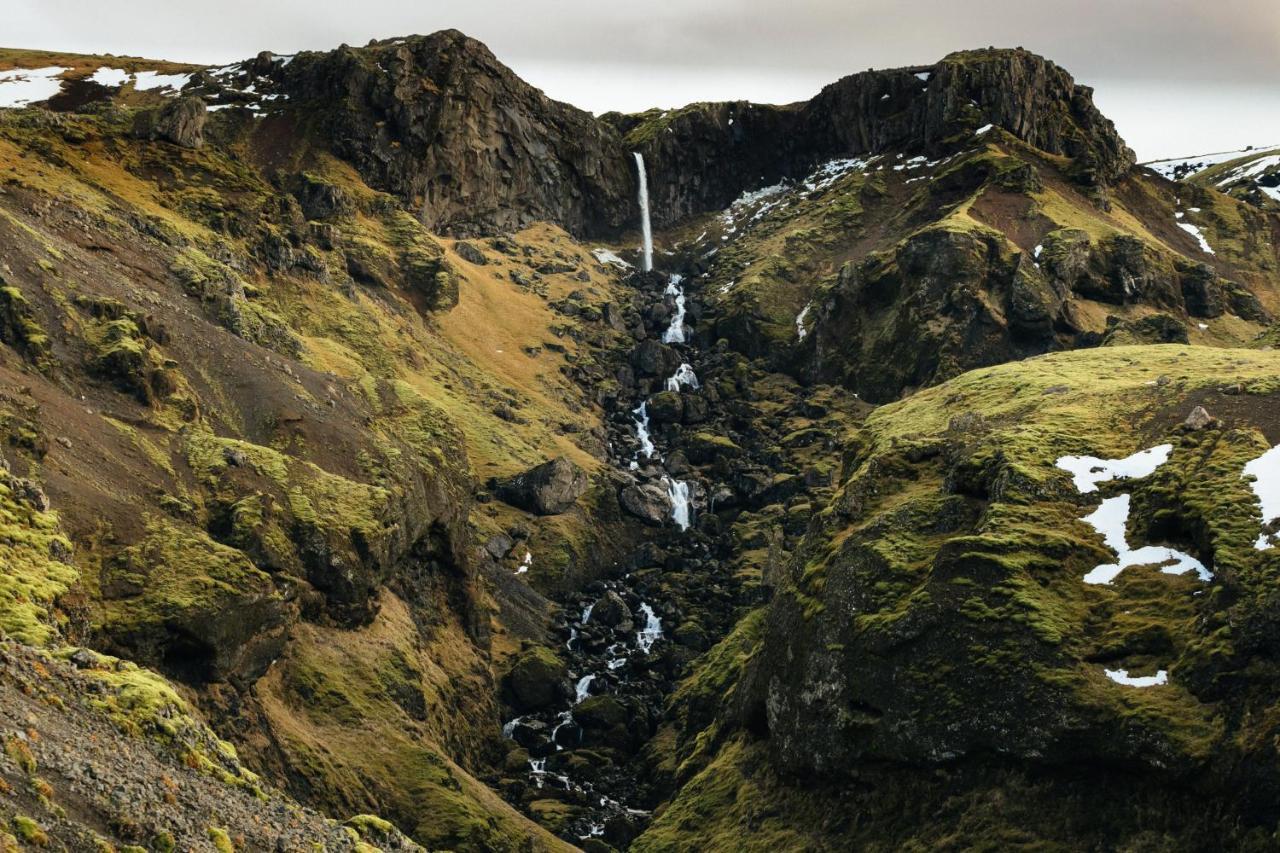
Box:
[263,31,634,237]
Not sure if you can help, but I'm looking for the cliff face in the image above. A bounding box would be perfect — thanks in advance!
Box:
[604,47,1134,231]
[268,31,634,237]
[208,36,1133,238]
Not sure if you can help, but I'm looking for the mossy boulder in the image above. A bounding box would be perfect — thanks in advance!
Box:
[502,645,569,712]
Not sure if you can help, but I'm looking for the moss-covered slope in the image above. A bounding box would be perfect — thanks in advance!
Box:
[640,345,1280,850]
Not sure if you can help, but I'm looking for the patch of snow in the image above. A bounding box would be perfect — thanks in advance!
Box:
[975,123,994,135]
[914,71,931,82]
[1079,495,1211,585]
[516,550,532,575]
[1243,445,1280,550]
[1144,146,1279,180]
[1033,244,1043,259]
[0,67,68,108]
[1197,322,1208,330]
[1055,444,1172,493]
[1105,668,1168,687]
[88,66,130,87]
[1176,221,1215,254]
[132,71,191,92]
[592,248,631,268]
[880,93,890,101]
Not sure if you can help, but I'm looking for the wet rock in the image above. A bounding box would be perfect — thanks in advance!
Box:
[496,456,588,515]
[619,482,673,526]
[631,340,681,377]
[646,390,684,424]
[588,591,633,632]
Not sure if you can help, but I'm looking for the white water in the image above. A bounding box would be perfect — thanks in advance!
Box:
[631,402,657,468]
[795,302,812,341]
[664,478,692,531]
[662,274,687,343]
[1055,444,1173,494]
[665,363,700,392]
[575,674,595,704]
[634,152,653,272]
[636,603,663,654]
[1079,494,1211,585]
[516,550,532,574]
[1244,444,1280,550]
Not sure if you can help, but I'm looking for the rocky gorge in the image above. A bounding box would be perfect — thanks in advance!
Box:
[0,27,1278,853]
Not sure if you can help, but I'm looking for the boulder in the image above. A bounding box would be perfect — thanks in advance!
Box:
[646,390,684,424]
[620,482,672,525]
[588,591,633,632]
[503,646,568,712]
[132,96,207,149]
[496,456,587,515]
[454,241,488,265]
[1183,406,1218,431]
[631,340,681,377]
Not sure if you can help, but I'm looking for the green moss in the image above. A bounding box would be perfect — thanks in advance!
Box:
[207,826,234,853]
[0,473,78,645]
[10,816,48,847]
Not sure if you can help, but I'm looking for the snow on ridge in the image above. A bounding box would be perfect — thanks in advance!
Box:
[133,70,192,92]
[1144,145,1280,181]
[0,67,69,108]
[88,67,130,87]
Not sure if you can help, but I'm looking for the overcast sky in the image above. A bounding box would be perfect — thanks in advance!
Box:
[9,0,1280,160]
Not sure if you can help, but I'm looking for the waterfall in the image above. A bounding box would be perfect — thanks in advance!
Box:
[631,401,657,468]
[634,152,653,272]
[636,603,663,654]
[665,363,700,392]
[665,477,691,531]
[662,274,686,343]
[575,674,595,703]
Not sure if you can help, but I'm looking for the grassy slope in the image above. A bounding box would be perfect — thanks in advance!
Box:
[0,97,611,850]
[639,344,1280,850]
[680,132,1277,372]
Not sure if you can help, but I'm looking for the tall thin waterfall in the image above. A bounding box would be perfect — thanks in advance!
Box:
[633,152,653,272]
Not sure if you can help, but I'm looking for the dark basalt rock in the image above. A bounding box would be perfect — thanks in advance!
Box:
[619,481,672,525]
[270,30,633,237]
[503,646,570,713]
[495,456,588,516]
[132,96,207,149]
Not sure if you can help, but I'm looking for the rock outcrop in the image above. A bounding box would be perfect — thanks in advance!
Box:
[269,30,633,236]
[495,456,589,515]
[132,95,207,148]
